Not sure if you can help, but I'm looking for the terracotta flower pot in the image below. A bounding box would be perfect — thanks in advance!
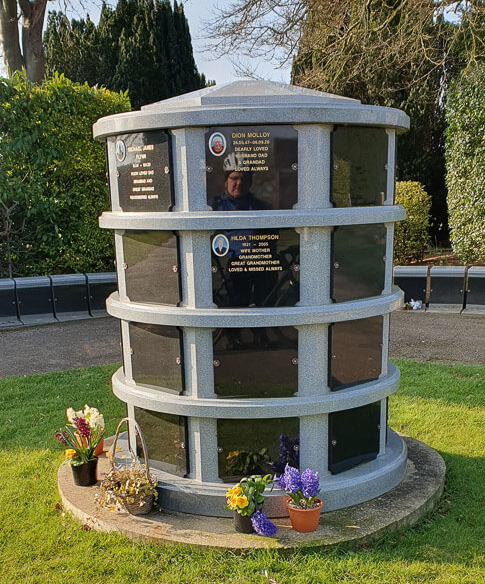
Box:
[287,498,322,533]
[71,457,98,487]
[75,433,104,456]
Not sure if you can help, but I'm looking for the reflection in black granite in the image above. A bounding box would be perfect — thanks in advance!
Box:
[329,316,383,391]
[129,323,184,394]
[332,126,388,207]
[212,228,300,308]
[110,130,173,212]
[217,417,299,481]
[331,224,386,302]
[206,125,298,210]
[213,327,298,398]
[134,407,188,477]
[123,231,180,305]
[329,402,381,474]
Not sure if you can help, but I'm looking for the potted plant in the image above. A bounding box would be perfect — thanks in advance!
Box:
[66,404,105,456]
[55,411,104,487]
[95,417,157,515]
[225,474,276,536]
[277,464,322,533]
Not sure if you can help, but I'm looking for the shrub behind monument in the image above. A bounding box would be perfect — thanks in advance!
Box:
[0,73,130,278]
[394,181,431,265]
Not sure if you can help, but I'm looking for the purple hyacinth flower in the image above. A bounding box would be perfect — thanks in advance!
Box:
[54,430,67,445]
[301,468,319,498]
[281,464,301,494]
[250,511,277,537]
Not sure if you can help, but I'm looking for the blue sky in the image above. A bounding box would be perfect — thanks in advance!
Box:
[52,0,292,85]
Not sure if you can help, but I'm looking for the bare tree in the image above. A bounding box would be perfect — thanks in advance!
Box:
[0,0,49,82]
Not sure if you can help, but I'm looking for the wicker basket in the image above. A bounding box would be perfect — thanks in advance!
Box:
[109,417,156,516]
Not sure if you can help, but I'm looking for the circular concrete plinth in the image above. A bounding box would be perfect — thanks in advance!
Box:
[58,436,445,550]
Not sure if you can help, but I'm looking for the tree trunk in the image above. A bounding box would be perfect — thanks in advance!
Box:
[19,0,47,82]
[0,0,24,74]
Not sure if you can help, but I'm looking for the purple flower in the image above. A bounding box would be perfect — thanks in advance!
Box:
[251,511,277,537]
[301,468,319,498]
[54,430,67,445]
[73,416,90,440]
[279,464,301,494]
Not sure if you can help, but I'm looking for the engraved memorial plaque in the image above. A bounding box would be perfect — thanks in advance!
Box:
[331,224,387,302]
[134,407,188,476]
[129,323,184,394]
[213,326,298,398]
[217,417,299,481]
[212,228,300,308]
[332,127,388,207]
[109,130,173,211]
[329,316,384,391]
[329,402,381,474]
[123,230,181,305]
[206,125,298,210]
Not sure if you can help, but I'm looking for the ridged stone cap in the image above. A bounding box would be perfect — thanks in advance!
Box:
[93,79,409,139]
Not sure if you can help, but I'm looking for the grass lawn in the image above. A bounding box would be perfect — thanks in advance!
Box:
[0,359,483,584]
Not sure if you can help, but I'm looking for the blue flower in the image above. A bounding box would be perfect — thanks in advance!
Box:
[300,468,319,498]
[251,511,277,537]
[280,464,302,494]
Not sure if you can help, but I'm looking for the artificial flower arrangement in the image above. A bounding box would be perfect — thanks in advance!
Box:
[225,474,277,536]
[54,405,104,466]
[96,461,158,515]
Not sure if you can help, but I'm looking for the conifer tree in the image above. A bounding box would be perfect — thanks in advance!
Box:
[44,0,207,109]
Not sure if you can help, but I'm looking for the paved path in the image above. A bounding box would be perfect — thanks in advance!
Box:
[0,312,483,378]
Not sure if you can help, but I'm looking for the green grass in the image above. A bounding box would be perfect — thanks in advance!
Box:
[0,359,484,583]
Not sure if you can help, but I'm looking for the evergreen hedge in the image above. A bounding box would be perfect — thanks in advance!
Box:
[445,63,485,263]
[394,181,431,265]
[0,73,130,278]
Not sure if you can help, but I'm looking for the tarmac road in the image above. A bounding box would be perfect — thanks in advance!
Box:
[0,311,483,378]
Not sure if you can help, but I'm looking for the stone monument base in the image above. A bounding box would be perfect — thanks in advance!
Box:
[57,435,445,550]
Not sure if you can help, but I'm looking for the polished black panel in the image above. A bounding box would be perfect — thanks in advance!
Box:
[134,407,188,477]
[329,316,383,390]
[329,402,381,474]
[331,224,386,302]
[129,323,184,394]
[123,231,180,305]
[212,228,300,308]
[332,126,388,206]
[206,125,297,210]
[110,130,173,211]
[213,326,298,398]
[217,417,299,481]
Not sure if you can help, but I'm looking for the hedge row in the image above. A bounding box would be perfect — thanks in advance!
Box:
[394,181,431,265]
[0,73,130,278]
[445,63,485,263]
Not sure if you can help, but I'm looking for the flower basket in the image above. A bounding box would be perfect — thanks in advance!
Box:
[104,417,157,516]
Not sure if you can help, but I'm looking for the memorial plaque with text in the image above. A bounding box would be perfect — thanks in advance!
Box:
[206,125,298,210]
[212,228,300,308]
[109,130,173,211]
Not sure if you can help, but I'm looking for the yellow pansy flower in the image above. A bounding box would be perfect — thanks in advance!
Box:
[64,449,76,459]
[236,495,248,508]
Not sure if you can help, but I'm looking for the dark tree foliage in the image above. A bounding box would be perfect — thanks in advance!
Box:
[44,0,207,109]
